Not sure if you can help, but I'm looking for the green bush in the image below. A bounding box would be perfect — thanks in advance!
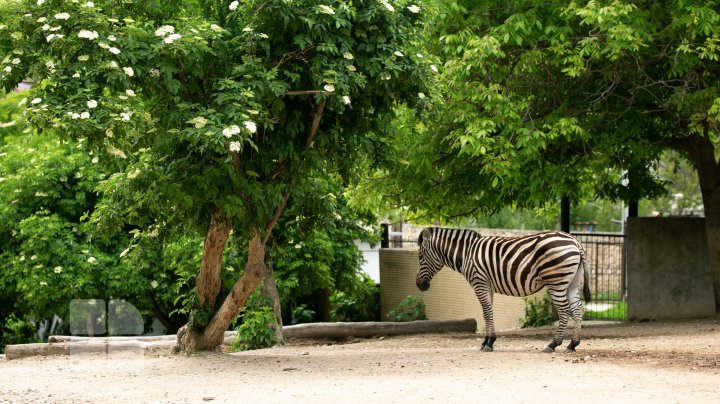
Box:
[330,274,380,322]
[522,293,556,328]
[231,296,281,352]
[290,304,316,325]
[387,295,427,322]
[0,315,38,353]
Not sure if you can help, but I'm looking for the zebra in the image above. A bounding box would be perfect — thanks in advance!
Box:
[415,226,591,353]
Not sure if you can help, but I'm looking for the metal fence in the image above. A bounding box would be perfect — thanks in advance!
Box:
[571,232,626,321]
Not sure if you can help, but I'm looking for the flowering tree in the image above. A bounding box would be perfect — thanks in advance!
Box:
[0,0,429,351]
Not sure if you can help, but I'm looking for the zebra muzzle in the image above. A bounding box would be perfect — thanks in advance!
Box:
[416,278,430,291]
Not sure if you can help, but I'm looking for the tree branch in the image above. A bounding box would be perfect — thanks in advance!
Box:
[285,90,334,96]
[263,99,327,242]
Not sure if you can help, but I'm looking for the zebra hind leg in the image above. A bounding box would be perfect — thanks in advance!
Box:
[481,335,497,352]
[564,293,584,353]
[543,291,570,353]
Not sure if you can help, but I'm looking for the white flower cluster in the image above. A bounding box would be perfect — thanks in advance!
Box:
[123,66,134,77]
[229,141,242,152]
[87,99,98,108]
[188,116,208,128]
[318,5,335,15]
[407,4,420,13]
[381,1,394,12]
[343,52,354,60]
[67,111,91,120]
[164,33,182,44]
[120,111,132,121]
[155,25,182,43]
[149,68,161,77]
[222,125,241,138]
[229,1,239,10]
[78,30,99,40]
[223,121,258,137]
[46,34,64,42]
[244,120,257,133]
[54,12,70,20]
[323,84,335,92]
[155,25,174,37]
[342,95,351,105]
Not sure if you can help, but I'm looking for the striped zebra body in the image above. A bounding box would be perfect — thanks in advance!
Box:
[416,227,590,353]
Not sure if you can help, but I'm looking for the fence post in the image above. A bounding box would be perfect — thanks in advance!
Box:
[381,223,389,249]
[561,197,570,233]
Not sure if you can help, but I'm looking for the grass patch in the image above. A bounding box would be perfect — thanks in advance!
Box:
[584,301,627,321]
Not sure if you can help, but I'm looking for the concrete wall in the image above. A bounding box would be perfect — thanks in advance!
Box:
[380,249,543,332]
[627,217,715,321]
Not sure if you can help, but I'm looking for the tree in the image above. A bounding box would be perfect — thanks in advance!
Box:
[0,0,430,351]
[356,1,720,310]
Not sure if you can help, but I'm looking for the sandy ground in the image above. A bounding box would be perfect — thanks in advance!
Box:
[1,318,719,403]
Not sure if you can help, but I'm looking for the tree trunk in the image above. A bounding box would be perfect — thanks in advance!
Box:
[684,131,720,311]
[195,207,233,309]
[261,253,284,341]
[176,230,266,352]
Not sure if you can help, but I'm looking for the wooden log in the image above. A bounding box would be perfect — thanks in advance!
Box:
[48,335,176,343]
[5,343,71,360]
[5,340,176,360]
[279,318,477,340]
[220,319,476,344]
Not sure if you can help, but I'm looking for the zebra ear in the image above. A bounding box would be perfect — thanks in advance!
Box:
[418,228,432,247]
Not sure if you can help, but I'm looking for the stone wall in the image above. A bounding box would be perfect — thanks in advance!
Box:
[626,217,715,320]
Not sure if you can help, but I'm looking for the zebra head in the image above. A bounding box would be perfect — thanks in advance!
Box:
[416,228,441,291]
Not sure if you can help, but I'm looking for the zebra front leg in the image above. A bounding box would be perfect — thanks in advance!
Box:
[475,287,496,352]
[543,291,570,353]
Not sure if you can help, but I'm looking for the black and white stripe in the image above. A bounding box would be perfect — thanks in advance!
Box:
[416,227,591,352]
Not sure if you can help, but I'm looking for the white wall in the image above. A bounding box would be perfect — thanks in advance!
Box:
[355,240,380,283]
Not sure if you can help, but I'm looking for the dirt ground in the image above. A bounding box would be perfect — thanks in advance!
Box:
[1,318,719,403]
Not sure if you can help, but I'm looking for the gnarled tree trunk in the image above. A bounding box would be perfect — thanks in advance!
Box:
[176,230,266,352]
[195,207,233,309]
[261,254,284,341]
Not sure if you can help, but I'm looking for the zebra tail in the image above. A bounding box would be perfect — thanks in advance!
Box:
[582,255,591,303]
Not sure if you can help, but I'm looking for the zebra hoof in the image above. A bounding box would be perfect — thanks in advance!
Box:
[481,345,494,352]
[543,346,555,353]
[564,348,576,353]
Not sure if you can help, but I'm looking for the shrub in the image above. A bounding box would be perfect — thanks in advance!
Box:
[231,295,281,352]
[522,293,556,328]
[0,315,38,353]
[387,295,427,322]
[330,274,380,322]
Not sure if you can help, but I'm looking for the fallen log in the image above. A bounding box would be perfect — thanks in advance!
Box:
[48,335,176,343]
[279,318,477,340]
[4,340,176,361]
